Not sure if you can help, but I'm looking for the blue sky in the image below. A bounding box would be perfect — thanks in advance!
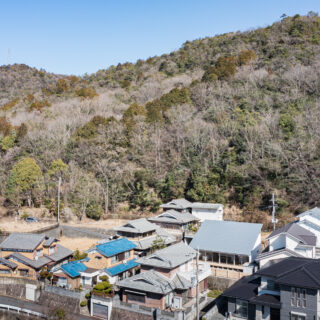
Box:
[1,0,320,75]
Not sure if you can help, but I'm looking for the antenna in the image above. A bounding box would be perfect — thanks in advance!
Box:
[270,193,278,231]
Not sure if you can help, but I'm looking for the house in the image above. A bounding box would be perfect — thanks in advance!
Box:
[190,220,262,279]
[160,198,224,221]
[0,233,72,279]
[222,256,320,320]
[114,218,176,256]
[296,207,320,247]
[53,237,139,289]
[256,222,317,268]
[116,242,211,310]
[148,210,199,232]
[160,199,192,213]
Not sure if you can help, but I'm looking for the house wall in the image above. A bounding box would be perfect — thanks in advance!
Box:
[297,219,320,246]
[280,284,317,320]
[191,208,223,222]
[251,233,262,262]
[122,290,166,309]
[259,252,292,268]
[269,234,286,251]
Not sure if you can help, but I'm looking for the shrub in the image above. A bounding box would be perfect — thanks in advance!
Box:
[76,87,98,99]
[55,308,66,320]
[0,117,12,137]
[29,99,51,112]
[55,79,70,94]
[73,249,88,260]
[207,289,222,298]
[1,98,19,111]
[80,300,87,307]
[93,280,113,296]
[238,50,257,66]
[21,212,29,220]
[86,200,103,220]
[85,293,91,299]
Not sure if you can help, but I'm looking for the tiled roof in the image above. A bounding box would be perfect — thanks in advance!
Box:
[250,294,281,308]
[61,260,88,278]
[255,248,304,261]
[148,210,198,225]
[190,220,262,256]
[160,199,193,209]
[267,222,316,246]
[43,237,57,247]
[0,257,17,269]
[136,242,195,269]
[6,252,51,269]
[96,238,136,257]
[47,245,73,262]
[222,276,260,300]
[115,218,156,234]
[116,270,175,294]
[257,257,320,289]
[105,259,139,277]
[0,233,45,251]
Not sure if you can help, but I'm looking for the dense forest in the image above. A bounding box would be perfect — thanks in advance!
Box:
[1,13,320,228]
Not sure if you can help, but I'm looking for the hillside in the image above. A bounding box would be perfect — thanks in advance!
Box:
[0,13,320,229]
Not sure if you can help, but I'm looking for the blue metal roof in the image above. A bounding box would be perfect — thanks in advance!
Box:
[105,259,139,276]
[96,238,136,257]
[61,260,87,278]
[190,220,262,256]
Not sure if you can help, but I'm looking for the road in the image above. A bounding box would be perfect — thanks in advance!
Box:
[0,295,95,319]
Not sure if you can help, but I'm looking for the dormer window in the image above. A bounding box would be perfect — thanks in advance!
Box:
[95,256,102,260]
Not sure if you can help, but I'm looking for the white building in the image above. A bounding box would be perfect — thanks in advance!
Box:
[256,222,317,268]
[296,207,320,246]
[160,198,224,222]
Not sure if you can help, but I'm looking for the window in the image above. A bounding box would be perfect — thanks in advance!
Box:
[291,314,306,320]
[124,251,130,259]
[235,299,248,318]
[111,255,118,264]
[0,269,10,274]
[291,287,307,308]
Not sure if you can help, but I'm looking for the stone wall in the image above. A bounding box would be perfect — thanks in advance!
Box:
[0,310,42,320]
[207,275,237,291]
[39,291,80,314]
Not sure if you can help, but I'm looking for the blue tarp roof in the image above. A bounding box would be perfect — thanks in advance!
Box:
[105,259,139,276]
[61,260,87,278]
[96,238,136,257]
[190,220,262,256]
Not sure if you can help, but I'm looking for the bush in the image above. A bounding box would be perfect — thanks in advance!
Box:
[29,99,51,112]
[76,87,98,99]
[21,213,29,220]
[0,98,19,111]
[73,249,88,260]
[86,201,103,220]
[238,50,257,66]
[55,308,66,320]
[85,293,91,299]
[207,289,222,298]
[80,300,87,307]
[93,280,113,295]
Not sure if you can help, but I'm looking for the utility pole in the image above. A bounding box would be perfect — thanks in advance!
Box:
[57,177,61,224]
[196,248,199,320]
[270,193,278,231]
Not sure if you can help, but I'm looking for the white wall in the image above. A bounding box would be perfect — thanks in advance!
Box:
[191,208,223,222]
[298,219,320,246]
[269,234,286,251]
[259,251,292,268]
[250,233,262,262]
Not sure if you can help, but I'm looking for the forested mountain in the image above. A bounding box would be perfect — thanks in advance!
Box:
[1,13,320,228]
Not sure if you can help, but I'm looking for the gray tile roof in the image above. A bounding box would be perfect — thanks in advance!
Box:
[116,270,175,294]
[148,210,198,225]
[190,220,262,256]
[136,242,196,269]
[114,218,156,234]
[133,228,176,250]
[172,273,191,290]
[0,233,45,251]
[191,203,223,210]
[255,248,304,261]
[47,245,73,262]
[6,252,51,269]
[297,207,320,219]
[160,199,192,210]
[43,237,57,247]
[267,222,316,246]
[0,257,17,269]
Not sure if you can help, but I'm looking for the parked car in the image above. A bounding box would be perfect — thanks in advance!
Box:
[25,216,39,223]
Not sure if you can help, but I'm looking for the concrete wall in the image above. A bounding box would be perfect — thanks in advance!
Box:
[191,208,223,222]
[280,284,317,320]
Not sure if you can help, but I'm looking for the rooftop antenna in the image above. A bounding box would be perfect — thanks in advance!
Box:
[270,193,278,231]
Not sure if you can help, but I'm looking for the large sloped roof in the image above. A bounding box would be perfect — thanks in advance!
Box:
[114,218,157,234]
[191,202,223,210]
[105,259,139,277]
[257,257,320,289]
[0,233,45,251]
[297,207,320,219]
[136,242,196,269]
[116,270,176,294]
[160,199,193,210]
[148,209,198,225]
[96,238,136,257]
[267,222,316,246]
[190,220,262,256]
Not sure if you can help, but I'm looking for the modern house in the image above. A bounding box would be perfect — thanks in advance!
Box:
[116,242,211,310]
[160,198,224,221]
[296,207,320,247]
[0,233,72,279]
[256,222,317,268]
[53,237,139,289]
[114,218,176,256]
[148,210,199,232]
[190,220,262,279]
[222,256,320,320]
